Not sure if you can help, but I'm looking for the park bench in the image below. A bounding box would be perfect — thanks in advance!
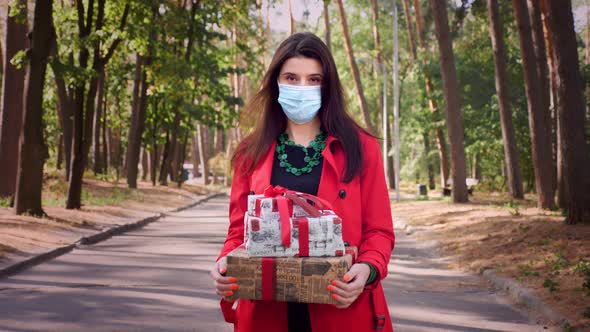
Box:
[443,178,479,196]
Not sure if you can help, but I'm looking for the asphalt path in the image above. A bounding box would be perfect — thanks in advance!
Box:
[0,196,554,331]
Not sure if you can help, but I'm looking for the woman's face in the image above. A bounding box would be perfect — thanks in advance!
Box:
[278,56,323,86]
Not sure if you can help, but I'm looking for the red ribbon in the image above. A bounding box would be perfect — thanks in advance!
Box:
[297,218,309,257]
[262,186,292,247]
[261,257,275,301]
[258,185,336,249]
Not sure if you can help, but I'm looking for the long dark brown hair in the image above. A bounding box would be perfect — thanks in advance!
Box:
[233,32,369,183]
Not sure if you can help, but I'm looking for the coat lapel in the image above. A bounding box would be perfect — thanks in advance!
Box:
[317,135,342,204]
[250,141,276,193]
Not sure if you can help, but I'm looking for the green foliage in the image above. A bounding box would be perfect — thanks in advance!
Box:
[0,196,11,208]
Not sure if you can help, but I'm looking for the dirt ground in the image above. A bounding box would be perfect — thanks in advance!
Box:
[392,191,590,330]
[0,173,219,267]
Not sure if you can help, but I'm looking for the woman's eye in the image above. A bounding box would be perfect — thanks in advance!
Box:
[286,76,297,81]
[310,78,321,84]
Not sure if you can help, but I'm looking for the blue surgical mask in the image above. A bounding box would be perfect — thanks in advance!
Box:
[277,83,322,124]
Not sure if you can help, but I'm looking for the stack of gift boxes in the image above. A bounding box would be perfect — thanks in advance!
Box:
[225,188,357,304]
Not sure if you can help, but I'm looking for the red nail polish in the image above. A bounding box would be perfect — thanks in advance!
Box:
[343,275,351,282]
[332,294,338,299]
[327,285,333,291]
[229,277,236,283]
[226,291,233,296]
[332,280,338,286]
[232,284,238,290]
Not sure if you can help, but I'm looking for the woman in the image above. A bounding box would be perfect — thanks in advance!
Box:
[210,32,395,332]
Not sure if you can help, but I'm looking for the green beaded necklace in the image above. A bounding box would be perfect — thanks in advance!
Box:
[276,131,327,176]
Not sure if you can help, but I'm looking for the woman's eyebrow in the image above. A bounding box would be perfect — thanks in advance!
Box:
[281,72,299,76]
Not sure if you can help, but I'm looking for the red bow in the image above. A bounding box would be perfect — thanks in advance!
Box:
[259,185,335,250]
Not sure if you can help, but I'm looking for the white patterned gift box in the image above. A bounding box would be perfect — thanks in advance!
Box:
[244,210,345,257]
[247,194,309,219]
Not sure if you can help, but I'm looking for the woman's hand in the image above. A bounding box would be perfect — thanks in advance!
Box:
[210,256,238,299]
[327,263,371,309]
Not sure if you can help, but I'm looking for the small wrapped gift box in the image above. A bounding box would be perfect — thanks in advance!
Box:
[226,245,357,304]
[244,186,344,257]
[245,213,345,257]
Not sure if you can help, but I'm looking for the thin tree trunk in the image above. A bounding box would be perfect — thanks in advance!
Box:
[323,0,331,51]
[191,133,201,178]
[57,134,64,170]
[413,0,450,188]
[159,129,170,185]
[512,0,555,209]
[101,79,108,174]
[224,128,234,186]
[487,0,524,199]
[177,132,189,188]
[52,55,74,179]
[402,0,417,60]
[93,70,105,174]
[0,0,28,198]
[14,0,54,216]
[423,132,435,189]
[288,0,294,35]
[172,135,182,182]
[542,0,590,224]
[336,0,375,133]
[141,146,148,181]
[214,127,223,155]
[198,124,210,185]
[429,0,468,203]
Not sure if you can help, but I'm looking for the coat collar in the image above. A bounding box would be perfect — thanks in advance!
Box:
[250,135,343,199]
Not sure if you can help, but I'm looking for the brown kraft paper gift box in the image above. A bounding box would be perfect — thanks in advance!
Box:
[226,245,357,304]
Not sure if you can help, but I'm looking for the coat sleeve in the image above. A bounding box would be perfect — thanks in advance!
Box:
[217,159,250,261]
[357,136,395,289]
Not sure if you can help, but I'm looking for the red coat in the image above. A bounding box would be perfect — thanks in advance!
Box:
[218,131,395,332]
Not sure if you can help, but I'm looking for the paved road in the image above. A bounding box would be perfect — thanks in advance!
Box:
[0,196,553,331]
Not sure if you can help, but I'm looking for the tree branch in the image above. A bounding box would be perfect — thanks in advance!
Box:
[102,3,130,65]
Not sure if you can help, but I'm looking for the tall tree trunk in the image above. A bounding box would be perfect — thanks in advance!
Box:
[93,70,105,174]
[172,135,182,182]
[214,127,223,155]
[487,0,524,199]
[402,0,417,60]
[191,133,201,178]
[159,129,171,185]
[413,0,450,188]
[542,0,590,224]
[14,0,54,216]
[125,54,144,188]
[101,80,108,174]
[0,0,28,198]
[512,0,555,209]
[198,124,210,185]
[423,132,435,189]
[429,0,468,203]
[52,55,73,179]
[540,2,562,206]
[288,0,294,35]
[150,145,159,186]
[57,134,64,170]
[527,0,554,193]
[224,128,234,186]
[323,0,331,51]
[336,0,375,133]
[141,146,148,181]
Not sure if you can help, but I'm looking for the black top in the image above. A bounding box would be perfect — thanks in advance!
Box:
[270,142,323,332]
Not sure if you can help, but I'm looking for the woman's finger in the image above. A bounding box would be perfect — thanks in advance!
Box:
[327,283,358,299]
[216,281,238,292]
